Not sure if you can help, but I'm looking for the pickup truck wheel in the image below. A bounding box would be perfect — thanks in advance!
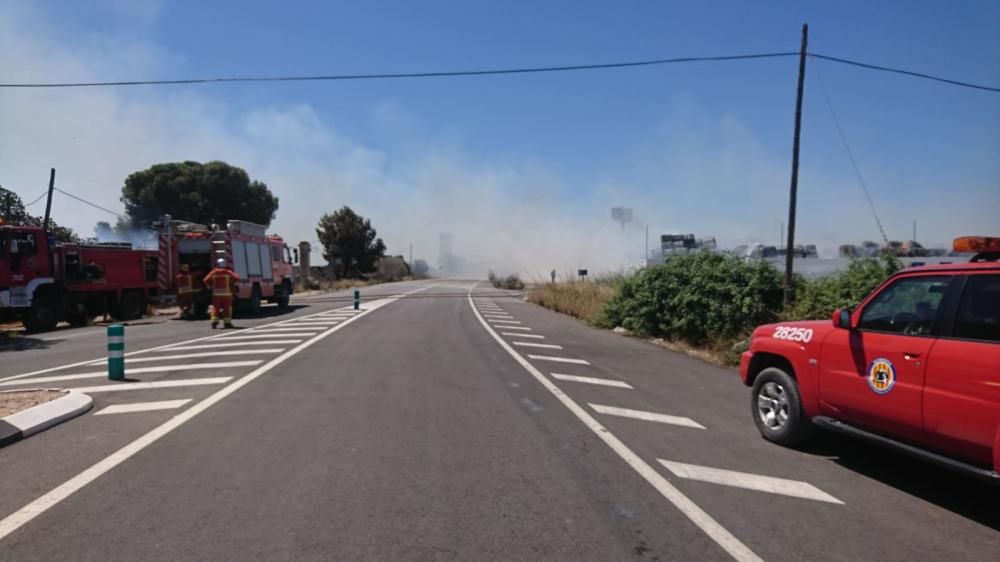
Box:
[751,367,812,446]
[24,296,59,333]
[275,282,290,309]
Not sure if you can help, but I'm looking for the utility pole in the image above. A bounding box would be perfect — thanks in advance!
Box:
[409,244,413,267]
[43,168,56,234]
[783,24,808,306]
[644,224,649,264]
[780,222,784,248]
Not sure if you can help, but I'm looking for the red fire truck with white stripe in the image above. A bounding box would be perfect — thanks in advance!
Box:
[0,215,295,332]
[157,217,295,317]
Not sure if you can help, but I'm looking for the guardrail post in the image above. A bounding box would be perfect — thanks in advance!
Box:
[107,324,125,381]
[353,289,360,310]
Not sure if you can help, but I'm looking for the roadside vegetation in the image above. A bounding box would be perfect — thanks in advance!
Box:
[528,252,902,366]
[488,271,525,290]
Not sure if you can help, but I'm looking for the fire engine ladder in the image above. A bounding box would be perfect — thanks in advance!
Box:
[211,232,228,266]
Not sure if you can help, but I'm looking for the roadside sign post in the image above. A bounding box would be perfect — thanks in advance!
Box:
[107,324,125,381]
[353,289,360,310]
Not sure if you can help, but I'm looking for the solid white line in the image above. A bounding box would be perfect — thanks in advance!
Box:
[215,333,320,340]
[657,460,843,505]
[76,377,233,393]
[496,326,531,331]
[526,354,589,365]
[0,361,264,387]
[158,340,303,351]
[280,322,340,326]
[550,373,633,389]
[512,341,563,350]
[87,349,283,366]
[501,332,545,339]
[0,284,438,542]
[466,289,760,562]
[94,399,193,415]
[589,404,705,429]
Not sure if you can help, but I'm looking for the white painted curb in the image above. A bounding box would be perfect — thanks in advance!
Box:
[2,389,93,438]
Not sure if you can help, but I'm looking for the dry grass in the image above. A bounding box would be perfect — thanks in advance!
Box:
[528,281,618,324]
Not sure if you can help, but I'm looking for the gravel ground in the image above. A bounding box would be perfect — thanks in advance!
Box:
[0,390,66,418]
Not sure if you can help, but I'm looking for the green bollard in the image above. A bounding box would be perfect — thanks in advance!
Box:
[353,289,360,310]
[107,324,125,381]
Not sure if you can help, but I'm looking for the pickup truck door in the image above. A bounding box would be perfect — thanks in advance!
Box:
[818,275,954,443]
[923,274,1000,467]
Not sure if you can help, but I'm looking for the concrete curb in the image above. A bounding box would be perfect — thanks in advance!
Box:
[0,389,93,448]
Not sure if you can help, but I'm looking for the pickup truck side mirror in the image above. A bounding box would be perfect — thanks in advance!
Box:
[833,308,853,329]
[293,248,299,264]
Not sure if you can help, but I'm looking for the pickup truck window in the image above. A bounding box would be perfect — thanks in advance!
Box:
[953,275,1000,343]
[858,276,950,335]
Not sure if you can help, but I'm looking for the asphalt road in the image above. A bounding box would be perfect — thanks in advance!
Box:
[0,279,997,560]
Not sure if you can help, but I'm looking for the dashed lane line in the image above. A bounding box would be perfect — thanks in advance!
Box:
[501,332,545,339]
[589,404,705,429]
[512,341,563,350]
[244,327,330,332]
[526,354,589,365]
[0,361,265,387]
[550,373,633,389]
[467,286,761,562]
[488,320,522,325]
[657,460,843,505]
[74,377,234,393]
[497,326,532,331]
[94,399,193,415]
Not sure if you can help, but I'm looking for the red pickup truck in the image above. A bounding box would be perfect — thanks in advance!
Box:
[740,237,1000,481]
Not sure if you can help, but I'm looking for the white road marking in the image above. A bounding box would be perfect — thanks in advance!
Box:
[87,349,282,365]
[215,333,320,340]
[502,332,545,339]
[280,322,340,326]
[489,320,521,325]
[483,314,514,319]
[244,327,329,332]
[0,306,361,384]
[75,377,233,393]
[94,399,193,415]
[657,460,843,505]
[159,340,303,351]
[589,404,705,429]
[512,341,563,350]
[466,288,761,562]
[0,283,439,542]
[550,373,633,389]
[526,354,589,365]
[0,361,265,387]
[497,326,531,331]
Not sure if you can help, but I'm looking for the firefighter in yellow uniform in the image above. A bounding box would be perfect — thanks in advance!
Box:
[175,264,198,319]
[203,258,240,329]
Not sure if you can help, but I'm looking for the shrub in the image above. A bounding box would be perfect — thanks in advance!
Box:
[601,252,783,344]
[488,270,525,290]
[787,254,901,320]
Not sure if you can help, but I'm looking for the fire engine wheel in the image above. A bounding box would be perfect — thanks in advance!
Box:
[115,291,144,321]
[24,296,59,333]
[275,282,290,309]
[751,367,812,446]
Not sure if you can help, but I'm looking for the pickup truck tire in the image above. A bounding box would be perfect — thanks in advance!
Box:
[24,296,59,333]
[751,367,812,446]
[275,282,290,309]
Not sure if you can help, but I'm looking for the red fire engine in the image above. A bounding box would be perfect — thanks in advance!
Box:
[157,218,295,317]
[0,223,159,332]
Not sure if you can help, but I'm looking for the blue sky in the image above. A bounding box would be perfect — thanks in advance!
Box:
[1,0,998,273]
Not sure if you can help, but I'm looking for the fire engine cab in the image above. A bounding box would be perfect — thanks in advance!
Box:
[740,236,1000,481]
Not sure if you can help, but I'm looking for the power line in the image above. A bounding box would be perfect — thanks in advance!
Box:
[809,52,1000,93]
[0,52,798,88]
[53,187,125,219]
[23,190,49,206]
[815,73,889,244]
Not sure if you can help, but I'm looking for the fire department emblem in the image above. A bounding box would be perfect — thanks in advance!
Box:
[867,358,896,395]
